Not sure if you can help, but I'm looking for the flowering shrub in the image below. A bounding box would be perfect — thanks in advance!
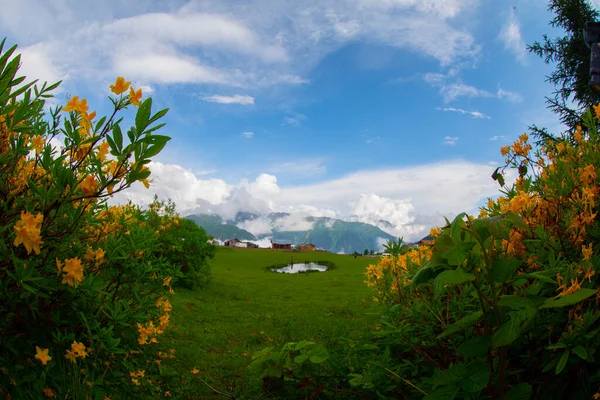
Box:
[0,40,183,398]
[355,107,600,398]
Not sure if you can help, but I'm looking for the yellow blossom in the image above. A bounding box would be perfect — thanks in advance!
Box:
[32,135,45,154]
[35,346,52,365]
[79,175,98,196]
[42,387,55,398]
[131,378,140,386]
[582,243,593,261]
[191,367,199,375]
[110,77,131,95]
[13,211,44,255]
[129,87,142,106]
[163,276,172,286]
[61,257,85,287]
[97,141,110,162]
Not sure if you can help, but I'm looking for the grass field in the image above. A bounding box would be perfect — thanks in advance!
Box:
[161,247,383,399]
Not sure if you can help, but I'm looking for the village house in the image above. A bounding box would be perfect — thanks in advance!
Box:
[224,238,242,247]
[245,241,259,248]
[296,242,316,252]
[271,239,292,250]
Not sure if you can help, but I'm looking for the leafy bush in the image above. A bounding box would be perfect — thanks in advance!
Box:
[0,40,185,399]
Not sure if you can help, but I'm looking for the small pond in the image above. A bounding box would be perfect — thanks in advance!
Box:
[271,263,329,274]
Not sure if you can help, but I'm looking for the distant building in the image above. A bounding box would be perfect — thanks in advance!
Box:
[208,238,223,246]
[297,243,316,252]
[417,234,434,246]
[271,239,292,250]
[224,238,242,247]
[245,241,259,249]
[235,242,248,248]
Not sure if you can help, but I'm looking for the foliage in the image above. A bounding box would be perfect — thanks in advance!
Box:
[0,40,192,399]
[147,197,215,289]
[529,0,600,134]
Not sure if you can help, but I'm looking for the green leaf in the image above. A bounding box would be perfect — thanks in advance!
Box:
[491,258,522,283]
[433,268,474,294]
[542,289,597,308]
[426,385,459,400]
[294,354,308,363]
[498,295,533,310]
[135,98,152,134]
[504,212,528,229]
[438,311,483,339]
[113,123,123,151]
[505,383,532,400]
[460,362,488,393]
[294,340,315,350]
[412,265,435,286]
[143,140,169,159]
[493,309,536,348]
[457,336,491,358]
[450,213,467,243]
[308,345,328,364]
[572,346,588,361]
[148,108,169,125]
[519,272,557,284]
[556,351,569,374]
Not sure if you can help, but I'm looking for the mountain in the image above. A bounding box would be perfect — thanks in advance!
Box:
[185,214,256,241]
[186,212,397,254]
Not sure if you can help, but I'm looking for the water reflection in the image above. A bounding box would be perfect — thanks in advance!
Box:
[271,263,328,274]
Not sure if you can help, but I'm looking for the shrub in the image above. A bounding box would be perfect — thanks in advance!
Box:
[0,40,179,399]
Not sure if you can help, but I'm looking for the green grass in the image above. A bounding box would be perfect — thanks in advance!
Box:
[161,247,382,399]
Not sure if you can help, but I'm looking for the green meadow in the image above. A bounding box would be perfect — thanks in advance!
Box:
[161,247,382,398]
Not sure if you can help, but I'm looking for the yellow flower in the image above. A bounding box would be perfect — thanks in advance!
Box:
[13,211,44,255]
[429,227,441,237]
[500,145,510,157]
[32,135,45,154]
[62,96,89,114]
[583,243,593,261]
[42,387,55,398]
[191,367,199,375]
[35,347,52,365]
[71,341,88,358]
[78,175,98,196]
[593,103,600,120]
[129,87,142,106]
[65,350,77,363]
[163,276,172,286]
[165,392,172,398]
[79,111,96,134]
[110,77,131,95]
[61,257,85,287]
[131,378,140,386]
[97,141,110,162]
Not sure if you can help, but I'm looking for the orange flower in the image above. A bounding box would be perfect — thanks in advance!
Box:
[78,175,98,196]
[97,141,110,162]
[61,257,85,287]
[582,243,593,261]
[62,96,89,114]
[13,211,44,255]
[35,347,52,365]
[129,87,142,106]
[110,77,131,95]
[191,368,199,375]
[42,388,55,398]
[32,135,45,154]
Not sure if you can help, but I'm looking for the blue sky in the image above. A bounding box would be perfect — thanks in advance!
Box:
[0,0,583,240]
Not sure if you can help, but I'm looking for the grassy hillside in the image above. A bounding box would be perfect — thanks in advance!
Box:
[161,247,382,398]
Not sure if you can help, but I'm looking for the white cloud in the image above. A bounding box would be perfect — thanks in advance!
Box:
[203,94,255,105]
[18,44,67,89]
[242,131,254,138]
[440,83,523,103]
[437,107,490,119]
[499,8,527,64]
[490,135,506,141]
[113,159,515,242]
[444,136,459,145]
[268,159,326,179]
[282,115,306,126]
[5,0,482,89]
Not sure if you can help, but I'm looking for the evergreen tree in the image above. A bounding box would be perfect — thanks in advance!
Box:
[528,0,599,137]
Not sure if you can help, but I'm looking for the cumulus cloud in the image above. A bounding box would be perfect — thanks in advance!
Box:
[499,8,527,64]
[203,94,255,105]
[437,107,490,119]
[113,159,514,242]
